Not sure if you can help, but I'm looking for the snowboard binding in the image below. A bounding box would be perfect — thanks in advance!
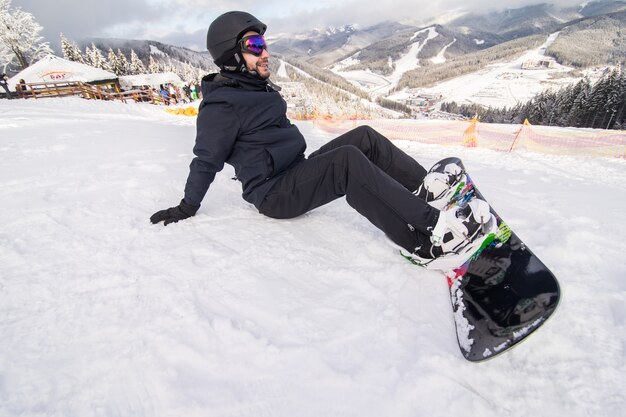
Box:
[408,197,498,271]
[408,160,498,270]
[415,161,465,210]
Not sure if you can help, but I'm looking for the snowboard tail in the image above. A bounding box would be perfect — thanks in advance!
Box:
[421,157,561,362]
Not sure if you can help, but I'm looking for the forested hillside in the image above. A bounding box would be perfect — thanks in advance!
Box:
[546,11,626,67]
[441,68,626,129]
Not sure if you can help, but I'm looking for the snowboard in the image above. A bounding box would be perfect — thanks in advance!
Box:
[413,157,561,362]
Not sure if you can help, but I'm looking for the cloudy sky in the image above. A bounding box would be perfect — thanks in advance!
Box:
[13,0,587,51]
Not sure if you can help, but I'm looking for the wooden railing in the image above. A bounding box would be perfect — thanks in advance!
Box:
[15,81,166,105]
[119,89,167,105]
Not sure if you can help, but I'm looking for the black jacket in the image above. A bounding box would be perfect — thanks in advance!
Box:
[183,71,306,209]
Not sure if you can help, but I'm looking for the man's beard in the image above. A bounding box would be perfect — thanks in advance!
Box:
[251,60,270,79]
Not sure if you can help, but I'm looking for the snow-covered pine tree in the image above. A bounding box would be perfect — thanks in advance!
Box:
[148,55,160,74]
[83,45,93,67]
[163,57,174,74]
[129,49,145,75]
[586,74,608,128]
[117,49,129,76]
[108,48,122,75]
[617,67,626,129]
[183,62,195,83]
[170,61,183,80]
[60,33,76,61]
[88,43,110,71]
[593,68,624,129]
[0,0,53,71]
[70,40,85,64]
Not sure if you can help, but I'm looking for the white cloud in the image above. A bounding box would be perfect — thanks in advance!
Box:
[266,0,589,33]
[11,0,595,51]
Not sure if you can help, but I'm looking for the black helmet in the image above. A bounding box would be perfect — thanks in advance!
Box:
[207,11,266,68]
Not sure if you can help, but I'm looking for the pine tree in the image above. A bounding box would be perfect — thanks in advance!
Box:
[88,43,109,71]
[59,34,86,66]
[71,41,85,64]
[129,49,145,75]
[616,68,626,129]
[563,79,588,127]
[107,48,122,75]
[587,73,609,128]
[556,79,579,125]
[183,62,195,82]
[148,55,160,74]
[117,49,129,76]
[60,33,75,61]
[163,57,174,73]
[83,45,93,67]
[602,69,622,129]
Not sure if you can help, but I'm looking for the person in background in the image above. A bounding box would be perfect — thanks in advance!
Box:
[168,83,178,105]
[189,82,198,101]
[183,83,191,101]
[159,84,170,105]
[17,79,27,98]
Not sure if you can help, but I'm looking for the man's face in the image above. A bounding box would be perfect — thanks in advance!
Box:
[241,31,271,79]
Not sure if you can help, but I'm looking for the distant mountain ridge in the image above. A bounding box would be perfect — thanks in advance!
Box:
[271,0,626,69]
[270,21,413,67]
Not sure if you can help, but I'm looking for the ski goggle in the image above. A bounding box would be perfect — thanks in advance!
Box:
[239,35,267,56]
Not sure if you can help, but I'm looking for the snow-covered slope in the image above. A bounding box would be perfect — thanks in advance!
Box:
[409,31,575,107]
[1,98,624,416]
[387,31,600,108]
[332,27,442,96]
[333,29,611,110]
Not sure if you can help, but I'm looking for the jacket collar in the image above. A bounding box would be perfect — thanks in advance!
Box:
[200,71,282,98]
[218,70,270,91]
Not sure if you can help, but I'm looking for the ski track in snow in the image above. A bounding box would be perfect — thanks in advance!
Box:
[430,39,457,65]
[0,98,625,417]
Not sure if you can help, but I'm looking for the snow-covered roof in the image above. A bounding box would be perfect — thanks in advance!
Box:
[118,72,183,89]
[7,55,118,90]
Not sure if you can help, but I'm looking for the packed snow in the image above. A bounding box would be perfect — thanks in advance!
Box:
[1,98,625,417]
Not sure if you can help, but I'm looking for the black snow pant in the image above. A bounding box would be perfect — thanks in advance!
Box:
[258,125,440,253]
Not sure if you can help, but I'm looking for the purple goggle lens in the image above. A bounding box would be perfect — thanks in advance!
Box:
[239,35,267,56]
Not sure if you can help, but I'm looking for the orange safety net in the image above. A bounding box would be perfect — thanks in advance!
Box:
[311,118,626,159]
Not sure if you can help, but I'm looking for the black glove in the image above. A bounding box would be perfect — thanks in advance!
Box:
[150,199,200,226]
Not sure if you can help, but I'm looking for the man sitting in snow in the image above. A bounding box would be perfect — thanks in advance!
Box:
[150,11,492,265]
